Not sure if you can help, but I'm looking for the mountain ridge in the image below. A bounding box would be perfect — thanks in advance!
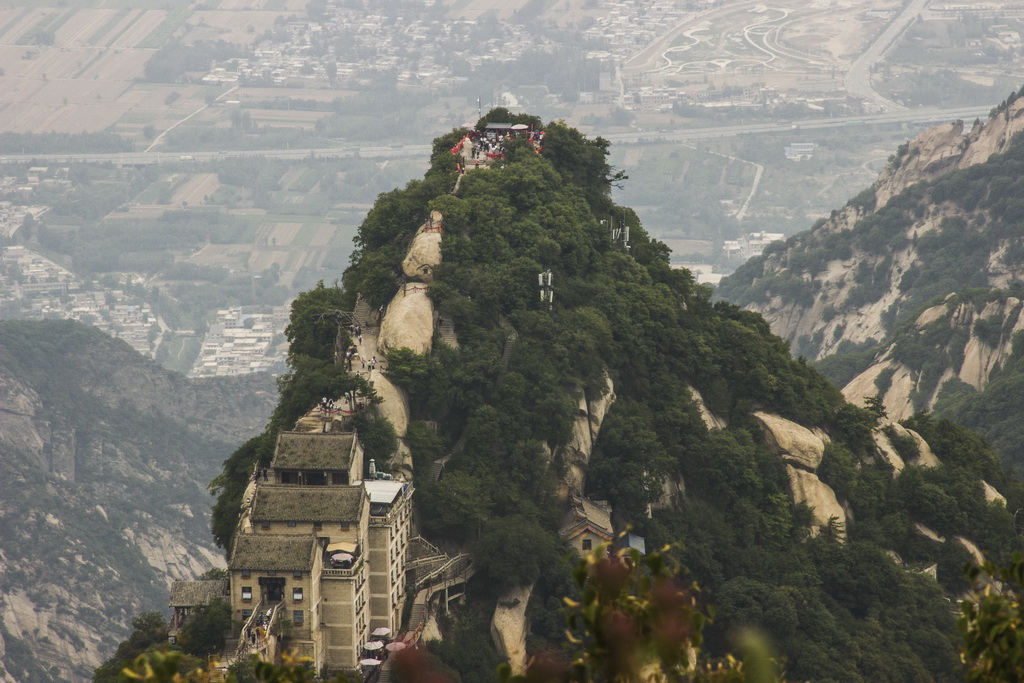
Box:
[0,320,275,683]
[719,92,1024,363]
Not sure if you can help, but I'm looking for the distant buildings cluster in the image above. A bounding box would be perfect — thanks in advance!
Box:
[616,80,850,113]
[0,246,161,356]
[0,168,70,208]
[723,231,785,260]
[785,142,817,160]
[0,246,290,372]
[200,7,543,91]
[189,306,289,378]
[671,232,786,285]
[198,0,709,98]
[193,0,872,116]
[582,0,688,58]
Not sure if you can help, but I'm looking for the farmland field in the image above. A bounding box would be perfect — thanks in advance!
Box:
[0,7,46,44]
[246,109,326,129]
[257,222,303,246]
[55,9,115,46]
[0,1,171,134]
[170,173,222,206]
[115,10,169,48]
[216,0,306,9]
[309,224,335,247]
[187,10,287,44]
[91,9,141,46]
[85,8,131,45]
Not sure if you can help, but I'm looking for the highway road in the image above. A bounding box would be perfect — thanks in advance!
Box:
[601,105,992,144]
[844,0,930,112]
[0,144,433,166]
[0,105,992,167]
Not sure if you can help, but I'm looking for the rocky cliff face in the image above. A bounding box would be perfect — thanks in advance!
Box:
[559,374,616,499]
[841,294,1024,419]
[753,411,845,537]
[719,98,1024,362]
[0,320,275,682]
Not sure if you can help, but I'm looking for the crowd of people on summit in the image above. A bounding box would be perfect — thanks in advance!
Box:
[451,124,545,168]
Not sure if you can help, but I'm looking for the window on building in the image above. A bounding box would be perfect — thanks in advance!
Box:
[260,521,270,530]
[241,569,250,578]
[293,609,304,625]
[341,522,350,531]
[332,472,347,485]
[287,521,297,528]
[313,522,322,531]
[582,538,592,551]
[293,587,303,601]
[293,571,302,579]
[242,587,252,601]
[242,609,253,620]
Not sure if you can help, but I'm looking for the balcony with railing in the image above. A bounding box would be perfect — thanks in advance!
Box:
[322,554,364,579]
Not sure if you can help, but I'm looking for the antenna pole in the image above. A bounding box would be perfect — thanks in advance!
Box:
[538,270,553,310]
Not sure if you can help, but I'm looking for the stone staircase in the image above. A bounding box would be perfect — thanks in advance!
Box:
[407,554,448,586]
[408,536,443,561]
[407,598,427,633]
[498,316,518,371]
[413,553,473,591]
[500,331,518,370]
[406,536,449,582]
[353,295,374,329]
[429,454,451,482]
[438,316,459,349]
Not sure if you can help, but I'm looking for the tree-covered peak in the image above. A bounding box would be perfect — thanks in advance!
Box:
[203,112,1024,682]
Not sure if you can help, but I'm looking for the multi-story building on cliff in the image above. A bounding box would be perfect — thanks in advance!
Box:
[225,428,412,673]
[365,479,413,634]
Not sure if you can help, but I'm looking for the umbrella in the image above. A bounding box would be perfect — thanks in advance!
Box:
[331,552,354,562]
[360,659,381,666]
[364,641,384,650]
[385,641,407,652]
[511,124,529,130]
[327,541,357,553]
[372,626,392,637]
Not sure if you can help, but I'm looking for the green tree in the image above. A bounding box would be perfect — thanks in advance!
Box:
[179,598,232,657]
[959,552,1024,681]
[351,409,398,466]
[420,470,492,541]
[94,612,169,683]
[474,515,559,589]
[384,347,438,395]
[210,434,269,550]
[284,281,349,363]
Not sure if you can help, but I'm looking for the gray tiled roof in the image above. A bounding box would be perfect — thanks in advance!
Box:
[251,485,365,523]
[229,534,316,571]
[559,496,613,540]
[168,580,229,607]
[271,431,356,470]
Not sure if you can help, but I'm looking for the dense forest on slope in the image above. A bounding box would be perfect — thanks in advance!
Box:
[0,320,275,683]
[713,104,1024,473]
[209,112,1024,681]
[717,128,1024,359]
[868,288,1024,472]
